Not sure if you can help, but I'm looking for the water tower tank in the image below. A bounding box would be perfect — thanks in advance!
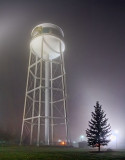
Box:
[30,23,65,60]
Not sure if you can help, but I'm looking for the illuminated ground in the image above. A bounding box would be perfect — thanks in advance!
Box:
[0,146,125,160]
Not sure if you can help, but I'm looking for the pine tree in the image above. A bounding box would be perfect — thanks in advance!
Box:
[86,101,111,151]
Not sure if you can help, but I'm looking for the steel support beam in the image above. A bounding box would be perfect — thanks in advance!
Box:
[45,53,50,145]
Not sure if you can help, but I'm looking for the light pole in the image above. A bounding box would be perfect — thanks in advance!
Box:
[114,130,119,150]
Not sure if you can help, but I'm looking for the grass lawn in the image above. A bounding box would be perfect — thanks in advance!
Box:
[0,146,125,160]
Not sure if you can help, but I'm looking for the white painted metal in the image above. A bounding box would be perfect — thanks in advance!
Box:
[31,36,65,60]
[30,57,38,145]
[20,23,68,146]
[50,62,53,144]
[30,23,65,60]
[20,50,32,145]
[60,42,69,143]
[45,53,50,145]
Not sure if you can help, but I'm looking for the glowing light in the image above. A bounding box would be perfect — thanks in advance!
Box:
[80,135,84,141]
[58,139,61,142]
[80,135,84,138]
[61,141,65,145]
[114,130,119,134]
[110,135,116,141]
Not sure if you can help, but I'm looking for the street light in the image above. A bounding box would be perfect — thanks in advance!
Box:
[80,135,84,142]
[58,139,61,142]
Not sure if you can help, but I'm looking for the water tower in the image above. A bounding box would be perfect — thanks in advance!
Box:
[20,23,68,146]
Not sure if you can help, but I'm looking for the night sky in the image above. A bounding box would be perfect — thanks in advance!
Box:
[0,0,125,147]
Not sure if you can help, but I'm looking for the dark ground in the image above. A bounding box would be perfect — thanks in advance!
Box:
[0,146,125,160]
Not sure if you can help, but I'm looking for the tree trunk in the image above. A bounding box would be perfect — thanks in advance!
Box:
[98,144,100,152]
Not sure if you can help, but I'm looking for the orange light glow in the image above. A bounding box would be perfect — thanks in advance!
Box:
[61,141,65,145]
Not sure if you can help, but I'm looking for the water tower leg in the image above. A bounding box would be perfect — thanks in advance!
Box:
[20,50,32,145]
[45,54,50,145]
[60,42,69,145]
[37,57,42,147]
[50,62,54,144]
[30,56,38,145]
